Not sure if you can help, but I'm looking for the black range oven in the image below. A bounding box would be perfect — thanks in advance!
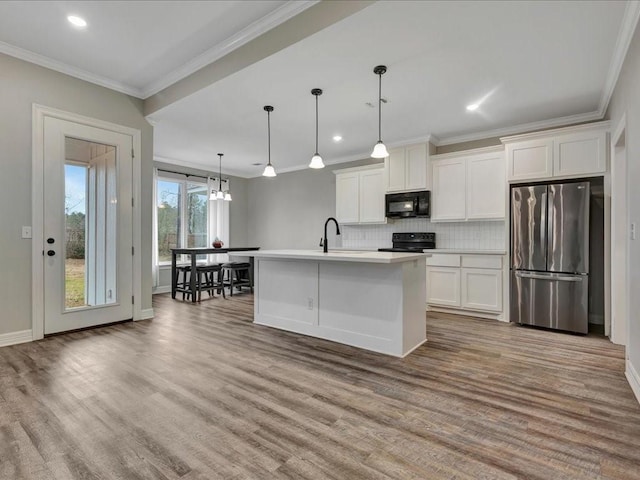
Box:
[385,190,430,219]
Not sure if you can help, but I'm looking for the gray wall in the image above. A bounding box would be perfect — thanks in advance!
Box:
[606,21,640,378]
[247,159,380,249]
[0,52,153,335]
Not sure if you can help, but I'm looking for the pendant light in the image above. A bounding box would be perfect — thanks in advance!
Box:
[262,105,276,177]
[309,88,325,169]
[371,65,389,159]
[216,153,225,199]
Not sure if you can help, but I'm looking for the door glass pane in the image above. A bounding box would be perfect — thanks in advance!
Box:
[64,137,117,310]
[157,180,182,263]
[64,163,87,308]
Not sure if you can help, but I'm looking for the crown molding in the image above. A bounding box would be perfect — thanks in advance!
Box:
[434,110,603,146]
[154,155,251,179]
[0,40,144,98]
[140,0,319,99]
[598,0,640,116]
[500,119,610,143]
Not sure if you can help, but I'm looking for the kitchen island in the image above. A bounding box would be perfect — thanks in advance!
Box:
[247,250,428,357]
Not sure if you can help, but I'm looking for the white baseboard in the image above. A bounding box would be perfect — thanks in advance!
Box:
[427,305,504,322]
[139,308,154,320]
[152,285,171,295]
[626,359,640,406]
[0,329,33,347]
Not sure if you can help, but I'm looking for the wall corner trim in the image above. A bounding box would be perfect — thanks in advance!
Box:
[626,359,640,406]
[0,330,34,348]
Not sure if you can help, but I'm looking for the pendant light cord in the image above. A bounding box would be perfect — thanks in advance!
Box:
[218,154,222,191]
[378,72,382,142]
[315,94,319,154]
[267,110,271,166]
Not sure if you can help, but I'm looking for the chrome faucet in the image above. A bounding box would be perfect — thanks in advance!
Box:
[320,217,341,253]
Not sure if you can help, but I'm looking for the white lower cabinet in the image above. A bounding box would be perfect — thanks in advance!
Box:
[427,254,504,318]
[461,268,502,312]
[426,267,460,307]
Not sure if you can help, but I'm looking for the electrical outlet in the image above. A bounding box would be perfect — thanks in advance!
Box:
[307,298,314,310]
[21,226,32,239]
[631,223,637,241]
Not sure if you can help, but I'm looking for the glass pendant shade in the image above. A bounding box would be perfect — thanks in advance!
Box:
[309,153,324,169]
[263,164,276,177]
[216,190,224,200]
[371,141,389,159]
[224,192,232,201]
[209,189,217,201]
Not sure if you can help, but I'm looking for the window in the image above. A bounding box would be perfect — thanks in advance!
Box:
[154,171,230,270]
[156,176,209,264]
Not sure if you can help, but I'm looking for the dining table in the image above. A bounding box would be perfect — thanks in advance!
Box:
[171,247,260,302]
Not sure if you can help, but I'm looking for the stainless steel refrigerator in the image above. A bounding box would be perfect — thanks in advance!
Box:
[510,182,590,334]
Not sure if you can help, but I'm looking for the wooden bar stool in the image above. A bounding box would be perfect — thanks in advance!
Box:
[222,262,253,296]
[194,264,225,301]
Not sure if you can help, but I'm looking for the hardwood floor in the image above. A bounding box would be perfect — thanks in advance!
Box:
[1,293,639,479]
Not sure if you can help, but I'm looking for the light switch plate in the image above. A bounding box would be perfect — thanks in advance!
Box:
[631,223,637,241]
[21,226,32,239]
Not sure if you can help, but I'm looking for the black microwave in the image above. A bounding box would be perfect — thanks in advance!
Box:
[385,190,430,218]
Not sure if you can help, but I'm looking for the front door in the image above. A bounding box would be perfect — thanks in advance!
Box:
[43,117,133,334]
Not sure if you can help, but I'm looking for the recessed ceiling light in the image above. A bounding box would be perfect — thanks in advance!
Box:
[466,103,479,111]
[67,15,87,28]
[333,135,343,142]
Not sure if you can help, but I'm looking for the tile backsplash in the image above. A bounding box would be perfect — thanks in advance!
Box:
[341,219,506,250]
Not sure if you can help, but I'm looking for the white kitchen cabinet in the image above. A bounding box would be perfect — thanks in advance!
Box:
[461,268,502,312]
[431,158,466,221]
[426,267,460,307]
[359,168,385,223]
[505,138,553,181]
[554,130,607,177]
[430,147,505,222]
[502,122,609,182]
[384,143,428,192]
[426,254,505,318]
[335,172,359,224]
[334,165,386,224]
[466,151,506,220]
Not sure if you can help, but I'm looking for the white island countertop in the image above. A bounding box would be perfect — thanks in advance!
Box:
[246,249,429,264]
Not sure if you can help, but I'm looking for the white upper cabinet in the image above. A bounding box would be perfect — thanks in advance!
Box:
[502,122,609,182]
[466,151,506,220]
[430,147,505,222]
[359,168,385,223]
[554,130,607,177]
[385,143,428,192]
[334,165,386,225]
[431,158,466,221]
[505,138,553,181]
[335,172,359,224]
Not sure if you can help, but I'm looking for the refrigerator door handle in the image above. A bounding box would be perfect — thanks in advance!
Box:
[540,191,547,251]
[515,271,584,282]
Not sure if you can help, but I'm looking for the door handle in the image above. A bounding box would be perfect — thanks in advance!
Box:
[515,272,582,282]
[47,250,55,257]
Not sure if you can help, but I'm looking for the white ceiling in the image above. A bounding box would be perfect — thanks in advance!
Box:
[0,1,636,178]
[0,0,314,98]
[150,0,632,177]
